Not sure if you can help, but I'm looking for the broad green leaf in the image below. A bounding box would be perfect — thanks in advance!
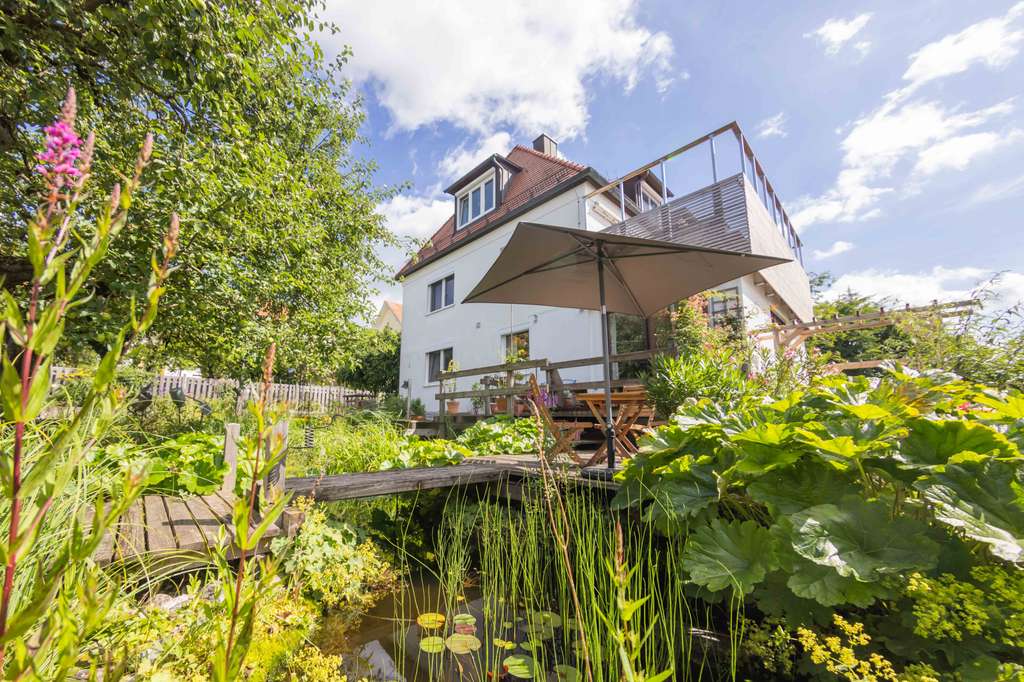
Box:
[838,402,893,420]
[1,356,22,422]
[682,519,777,594]
[786,560,882,607]
[915,459,1024,563]
[790,497,939,580]
[747,461,859,515]
[901,418,1018,467]
[753,571,832,627]
[644,462,718,525]
[730,423,802,474]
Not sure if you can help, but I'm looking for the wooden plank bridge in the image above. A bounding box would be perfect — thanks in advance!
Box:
[94,430,615,566]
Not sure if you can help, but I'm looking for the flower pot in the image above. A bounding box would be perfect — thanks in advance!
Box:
[446,400,460,415]
[493,397,509,413]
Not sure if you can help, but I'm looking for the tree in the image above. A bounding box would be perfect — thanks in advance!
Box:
[0,0,396,380]
[335,327,400,395]
[807,272,910,364]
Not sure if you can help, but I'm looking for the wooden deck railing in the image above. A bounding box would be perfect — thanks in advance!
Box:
[435,350,660,425]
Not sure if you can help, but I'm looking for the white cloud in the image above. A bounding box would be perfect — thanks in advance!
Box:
[913,130,1022,176]
[899,2,1024,97]
[318,0,675,140]
[792,4,1024,230]
[756,112,788,138]
[967,172,1024,206]
[438,132,513,182]
[805,13,873,55]
[821,267,1024,309]
[377,192,452,240]
[812,240,854,260]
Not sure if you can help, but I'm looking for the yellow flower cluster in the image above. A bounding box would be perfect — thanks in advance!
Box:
[796,615,898,682]
[906,572,988,641]
[285,646,356,682]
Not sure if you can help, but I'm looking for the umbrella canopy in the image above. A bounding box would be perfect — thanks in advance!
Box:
[463,222,789,316]
[462,221,790,473]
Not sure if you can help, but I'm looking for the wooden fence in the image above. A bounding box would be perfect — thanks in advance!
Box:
[50,367,374,413]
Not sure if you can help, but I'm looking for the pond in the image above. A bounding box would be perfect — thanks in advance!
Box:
[338,482,735,682]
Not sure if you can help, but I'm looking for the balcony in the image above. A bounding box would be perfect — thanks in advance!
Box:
[584,122,813,321]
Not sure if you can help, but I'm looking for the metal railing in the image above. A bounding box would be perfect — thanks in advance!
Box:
[583,121,804,264]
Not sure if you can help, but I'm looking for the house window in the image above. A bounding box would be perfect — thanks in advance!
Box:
[429,274,455,312]
[705,288,742,330]
[427,348,453,384]
[636,185,661,213]
[456,172,497,228]
[502,329,530,360]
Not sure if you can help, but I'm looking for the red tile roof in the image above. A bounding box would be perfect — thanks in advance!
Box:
[395,145,589,278]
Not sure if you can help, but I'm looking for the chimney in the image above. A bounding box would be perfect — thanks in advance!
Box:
[532,134,558,157]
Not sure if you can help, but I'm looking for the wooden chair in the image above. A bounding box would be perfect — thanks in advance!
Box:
[528,375,586,462]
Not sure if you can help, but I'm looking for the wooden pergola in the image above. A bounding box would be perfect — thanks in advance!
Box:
[752,299,980,354]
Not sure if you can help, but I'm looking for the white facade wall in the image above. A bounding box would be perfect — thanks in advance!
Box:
[400,182,627,414]
[399,182,803,415]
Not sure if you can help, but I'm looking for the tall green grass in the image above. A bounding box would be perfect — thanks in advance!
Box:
[385,479,741,681]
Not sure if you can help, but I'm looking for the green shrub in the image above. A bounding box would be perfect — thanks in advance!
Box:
[644,350,753,418]
[613,364,1024,678]
[455,415,550,455]
[97,432,226,496]
[379,439,470,469]
[296,411,406,474]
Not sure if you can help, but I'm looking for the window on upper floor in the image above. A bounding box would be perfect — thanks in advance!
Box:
[429,274,455,313]
[456,171,496,229]
[705,288,742,331]
[426,347,453,384]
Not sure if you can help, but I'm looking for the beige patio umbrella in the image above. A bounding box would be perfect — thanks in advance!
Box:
[463,221,789,474]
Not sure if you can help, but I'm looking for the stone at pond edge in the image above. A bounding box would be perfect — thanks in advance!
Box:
[445,633,482,655]
[416,612,445,629]
[419,636,445,654]
[503,654,538,679]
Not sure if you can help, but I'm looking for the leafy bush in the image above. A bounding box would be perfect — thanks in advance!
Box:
[294,411,406,474]
[455,415,550,455]
[98,432,226,496]
[334,327,400,395]
[644,350,753,418]
[613,364,1024,678]
[271,499,397,612]
[380,439,470,469]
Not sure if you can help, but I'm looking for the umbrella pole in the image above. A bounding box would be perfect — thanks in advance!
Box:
[597,246,616,471]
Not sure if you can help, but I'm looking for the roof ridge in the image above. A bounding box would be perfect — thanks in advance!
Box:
[510,144,586,172]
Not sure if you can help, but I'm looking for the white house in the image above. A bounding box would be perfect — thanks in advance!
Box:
[396,126,812,414]
[373,300,402,333]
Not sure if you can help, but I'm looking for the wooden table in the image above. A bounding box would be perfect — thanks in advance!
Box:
[576,388,652,467]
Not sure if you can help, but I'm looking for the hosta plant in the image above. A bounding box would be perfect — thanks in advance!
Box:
[612,363,1024,679]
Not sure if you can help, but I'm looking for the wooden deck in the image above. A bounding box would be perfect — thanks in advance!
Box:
[94,490,282,565]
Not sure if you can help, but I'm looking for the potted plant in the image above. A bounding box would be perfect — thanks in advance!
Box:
[470,383,487,415]
[410,398,426,421]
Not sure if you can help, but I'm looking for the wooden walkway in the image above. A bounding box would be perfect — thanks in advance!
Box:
[284,455,618,502]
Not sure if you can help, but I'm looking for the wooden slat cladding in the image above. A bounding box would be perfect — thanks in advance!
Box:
[603,173,751,254]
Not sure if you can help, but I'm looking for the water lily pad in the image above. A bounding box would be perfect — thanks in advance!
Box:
[553,665,582,682]
[455,622,477,635]
[503,654,537,679]
[493,637,517,650]
[453,613,477,626]
[521,623,555,640]
[564,617,578,630]
[519,640,541,652]
[446,633,482,655]
[538,611,562,629]
[419,636,445,654]
[502,620,514,629]
[416,612,445,629]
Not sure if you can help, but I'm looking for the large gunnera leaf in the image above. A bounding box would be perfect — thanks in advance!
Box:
[915,459,1024,563]
[747,461,859,515]
[682,519,777,594]
[901,418,1018,467]
[730,423,803,474]
[786,560,884,608]
[644,462,718,527]
[790,497,939,580]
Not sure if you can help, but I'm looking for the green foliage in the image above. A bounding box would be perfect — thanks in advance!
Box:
[380,439,470,470]
[613,364,1024,676]
[645,351,753,418]
[1,0,397,381]
[455,415,550,455]
[334,327,400,395]
[104,432,226,496]
[271,499,396,610]
[294,411,407,475]
[0,93,169,677]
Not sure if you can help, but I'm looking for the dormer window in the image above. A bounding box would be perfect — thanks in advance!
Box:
[456,170,496,229]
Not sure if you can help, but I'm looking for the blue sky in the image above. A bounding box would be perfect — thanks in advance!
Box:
[315,1,1024,313]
